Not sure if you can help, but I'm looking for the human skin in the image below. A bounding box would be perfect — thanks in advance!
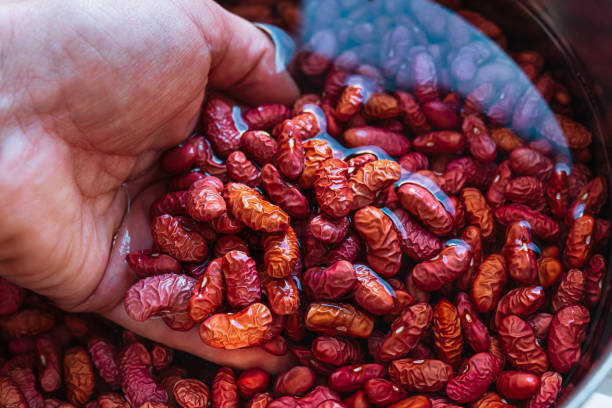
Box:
[0,0,298,373]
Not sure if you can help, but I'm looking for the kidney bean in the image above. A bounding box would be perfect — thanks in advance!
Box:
[124,274,195,322]
[300,139,333,190]
[303,261,357,300]
[199,303,272,349]
[235,369,270,399]
[240,131,278,166]
[327,364,385,393]
[267,385,340,408]
[432,299,463,368]
[263,271,300,316]
[446,157,496,189]
[379,303,433,361]
[312,336,363,367]
[504,176,546,211]
[149,190,189,218]
[455,293,490,352]
[260,164,310,219]
[470,392,514,408]
[160,142,197,175]
[353,206,402,277]
[538,113,592,150]
[125,250,182,278]
[305,301,374,339]
[498,315,549,375]
[214,235,249,258]
[185,177,226,222]
[461,188,495,239]
[87,337,120,390]
[396,182,454,236]
[363,378,407,407]
[274,366,316,397]
[462,115,497,163]
[347,154,378,176]
[291,345,336,376]
[363,93,401,120]
[352,264,396,315]
[119,343,167,407]
[421,101,460,130]
[173,379,210,408]
[188,259,224,321]
[394,91,431,135]
[564,215,595,268]
[327,229,362,265]
[527,313,554,344]
[0,375,27,408]
[314,158,354,218]
[526,371,562,408]
[501,221,538,284]
[225,150,261,187]
[494,204,559,241]
[336,82,366,121]
[387,395,431,408]
[454,227,481,291]
[344,127,411,157]
[62,347,95,407]
[509,148,553,181]
[344,390,370,408]
[310,214,350,244]
[348,160,401,210]
[446,352,500,404]
[263,227,300,279]
[202,99,242,158]
[5,366,43,408]
[495,371,541,401]
[226,183,290,233]
[567,177,607,226]
[415,170,466,197]
[388,359,453,393]
[247,393,273,408]
[151,215,208,263]
[412,132,465,155]
[0,278,25,317]
[494,284,545,329]
[551,269,585,312]
[212,367,239,408]
[0,309,54,339]
[535,256,562,289]
[412,240,472,291]
[243,104,291,131]
[548,305,590,373]
[191,135,228,182]
[584,254,605,307]
[485,161,512,209]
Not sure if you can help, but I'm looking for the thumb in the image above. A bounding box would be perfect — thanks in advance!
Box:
[197,0,300,105]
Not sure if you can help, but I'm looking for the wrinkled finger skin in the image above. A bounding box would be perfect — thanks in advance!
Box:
[305,302,374,338]
[199,303,273,350]
[124,274,196,322]
[379,303,433,361]
[498,315,549,375]
[388,359,453,393]
[353,206,402,277]
[412,241,472,291]
[548,305,590,373]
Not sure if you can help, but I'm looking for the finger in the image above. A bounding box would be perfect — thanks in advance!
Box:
[104,304,296,374]
[194,0,300,105]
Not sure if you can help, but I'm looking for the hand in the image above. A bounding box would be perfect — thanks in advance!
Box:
[0,0,299,373]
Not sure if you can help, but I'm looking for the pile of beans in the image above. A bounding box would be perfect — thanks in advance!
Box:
[1,0,610,407]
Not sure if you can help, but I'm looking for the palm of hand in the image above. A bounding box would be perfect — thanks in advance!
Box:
[0,0,297,372]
